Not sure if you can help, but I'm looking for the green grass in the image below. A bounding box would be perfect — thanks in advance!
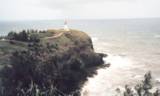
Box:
[0,29,92,66]
[0,40,27,65]
[0,41,26,54]
[38,31,55,38]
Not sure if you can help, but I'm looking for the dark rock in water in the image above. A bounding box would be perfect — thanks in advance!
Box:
[0,29,106,96]
[98,53,108,57]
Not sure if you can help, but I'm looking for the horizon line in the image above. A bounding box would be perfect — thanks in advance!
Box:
[0,17,160,22]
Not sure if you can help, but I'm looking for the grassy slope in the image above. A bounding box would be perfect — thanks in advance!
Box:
[0,40,27,66]
[43,29,93,51]
[0,29,93,66]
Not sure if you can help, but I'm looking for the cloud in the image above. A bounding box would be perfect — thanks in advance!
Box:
[0,0,64,20]
[37,0,160,19]
[0,0,160,20]
[37,0,139,19]
[39,0,136,10]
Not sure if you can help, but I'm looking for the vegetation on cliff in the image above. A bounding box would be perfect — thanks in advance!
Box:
[116,72,160,96]
[0,29,106,96]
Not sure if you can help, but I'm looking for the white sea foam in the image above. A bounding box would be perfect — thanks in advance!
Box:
[81,54,136,96]
[104,54,133,69]
[91,37,98,42]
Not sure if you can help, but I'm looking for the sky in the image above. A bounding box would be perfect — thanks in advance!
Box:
[0,0,160,21]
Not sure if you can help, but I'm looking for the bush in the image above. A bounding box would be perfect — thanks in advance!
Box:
[7,30,40,43]
[116,72,160,96]
[7,31,18,40]
[0,41,104,96]
[7,30,28,42]
[29,34,40,43]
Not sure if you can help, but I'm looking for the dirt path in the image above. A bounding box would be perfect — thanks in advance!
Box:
[45,32,64,39]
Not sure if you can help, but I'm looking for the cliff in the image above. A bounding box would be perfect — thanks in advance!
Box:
[0,29,106,95]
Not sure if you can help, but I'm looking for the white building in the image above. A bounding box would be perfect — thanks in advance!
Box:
[63,20,70,31]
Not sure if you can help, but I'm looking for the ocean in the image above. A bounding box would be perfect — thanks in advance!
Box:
[1,18,160,95]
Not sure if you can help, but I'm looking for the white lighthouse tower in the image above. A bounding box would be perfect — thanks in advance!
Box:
[63,19,70,31]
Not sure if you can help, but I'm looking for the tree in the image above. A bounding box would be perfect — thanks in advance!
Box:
[143,71,152,96]
[17,30,28,41]
[0,41,104,96]
[117,72,160,96]
[29,34,40,43]
[0,42,60,96]
[124,85,134,96]
[7,31,17,40]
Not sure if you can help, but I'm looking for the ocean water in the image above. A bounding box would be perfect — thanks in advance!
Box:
[1,18,160,95]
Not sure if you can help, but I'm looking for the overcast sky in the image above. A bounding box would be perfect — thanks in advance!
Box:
[0,0,160,21]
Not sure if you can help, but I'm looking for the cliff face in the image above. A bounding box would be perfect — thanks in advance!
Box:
[44,29,106,69]
[0,29,106,95]
[43,29,106,93]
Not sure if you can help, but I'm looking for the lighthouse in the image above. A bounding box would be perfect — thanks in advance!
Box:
[63,19,70,31]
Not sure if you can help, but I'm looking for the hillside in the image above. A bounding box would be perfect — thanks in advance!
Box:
[0,29,92,65]
[0,29,107,96]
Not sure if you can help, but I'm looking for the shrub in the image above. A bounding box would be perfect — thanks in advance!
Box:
[0,41,104,96]
[116,72,160,96]
[7,30,40,42]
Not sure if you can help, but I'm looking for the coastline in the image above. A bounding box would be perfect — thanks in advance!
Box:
[81,36,160,96]
[0,29,107,95]
[1,19,160,95]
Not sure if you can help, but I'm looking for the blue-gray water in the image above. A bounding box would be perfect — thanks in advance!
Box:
[1,18,160,96]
